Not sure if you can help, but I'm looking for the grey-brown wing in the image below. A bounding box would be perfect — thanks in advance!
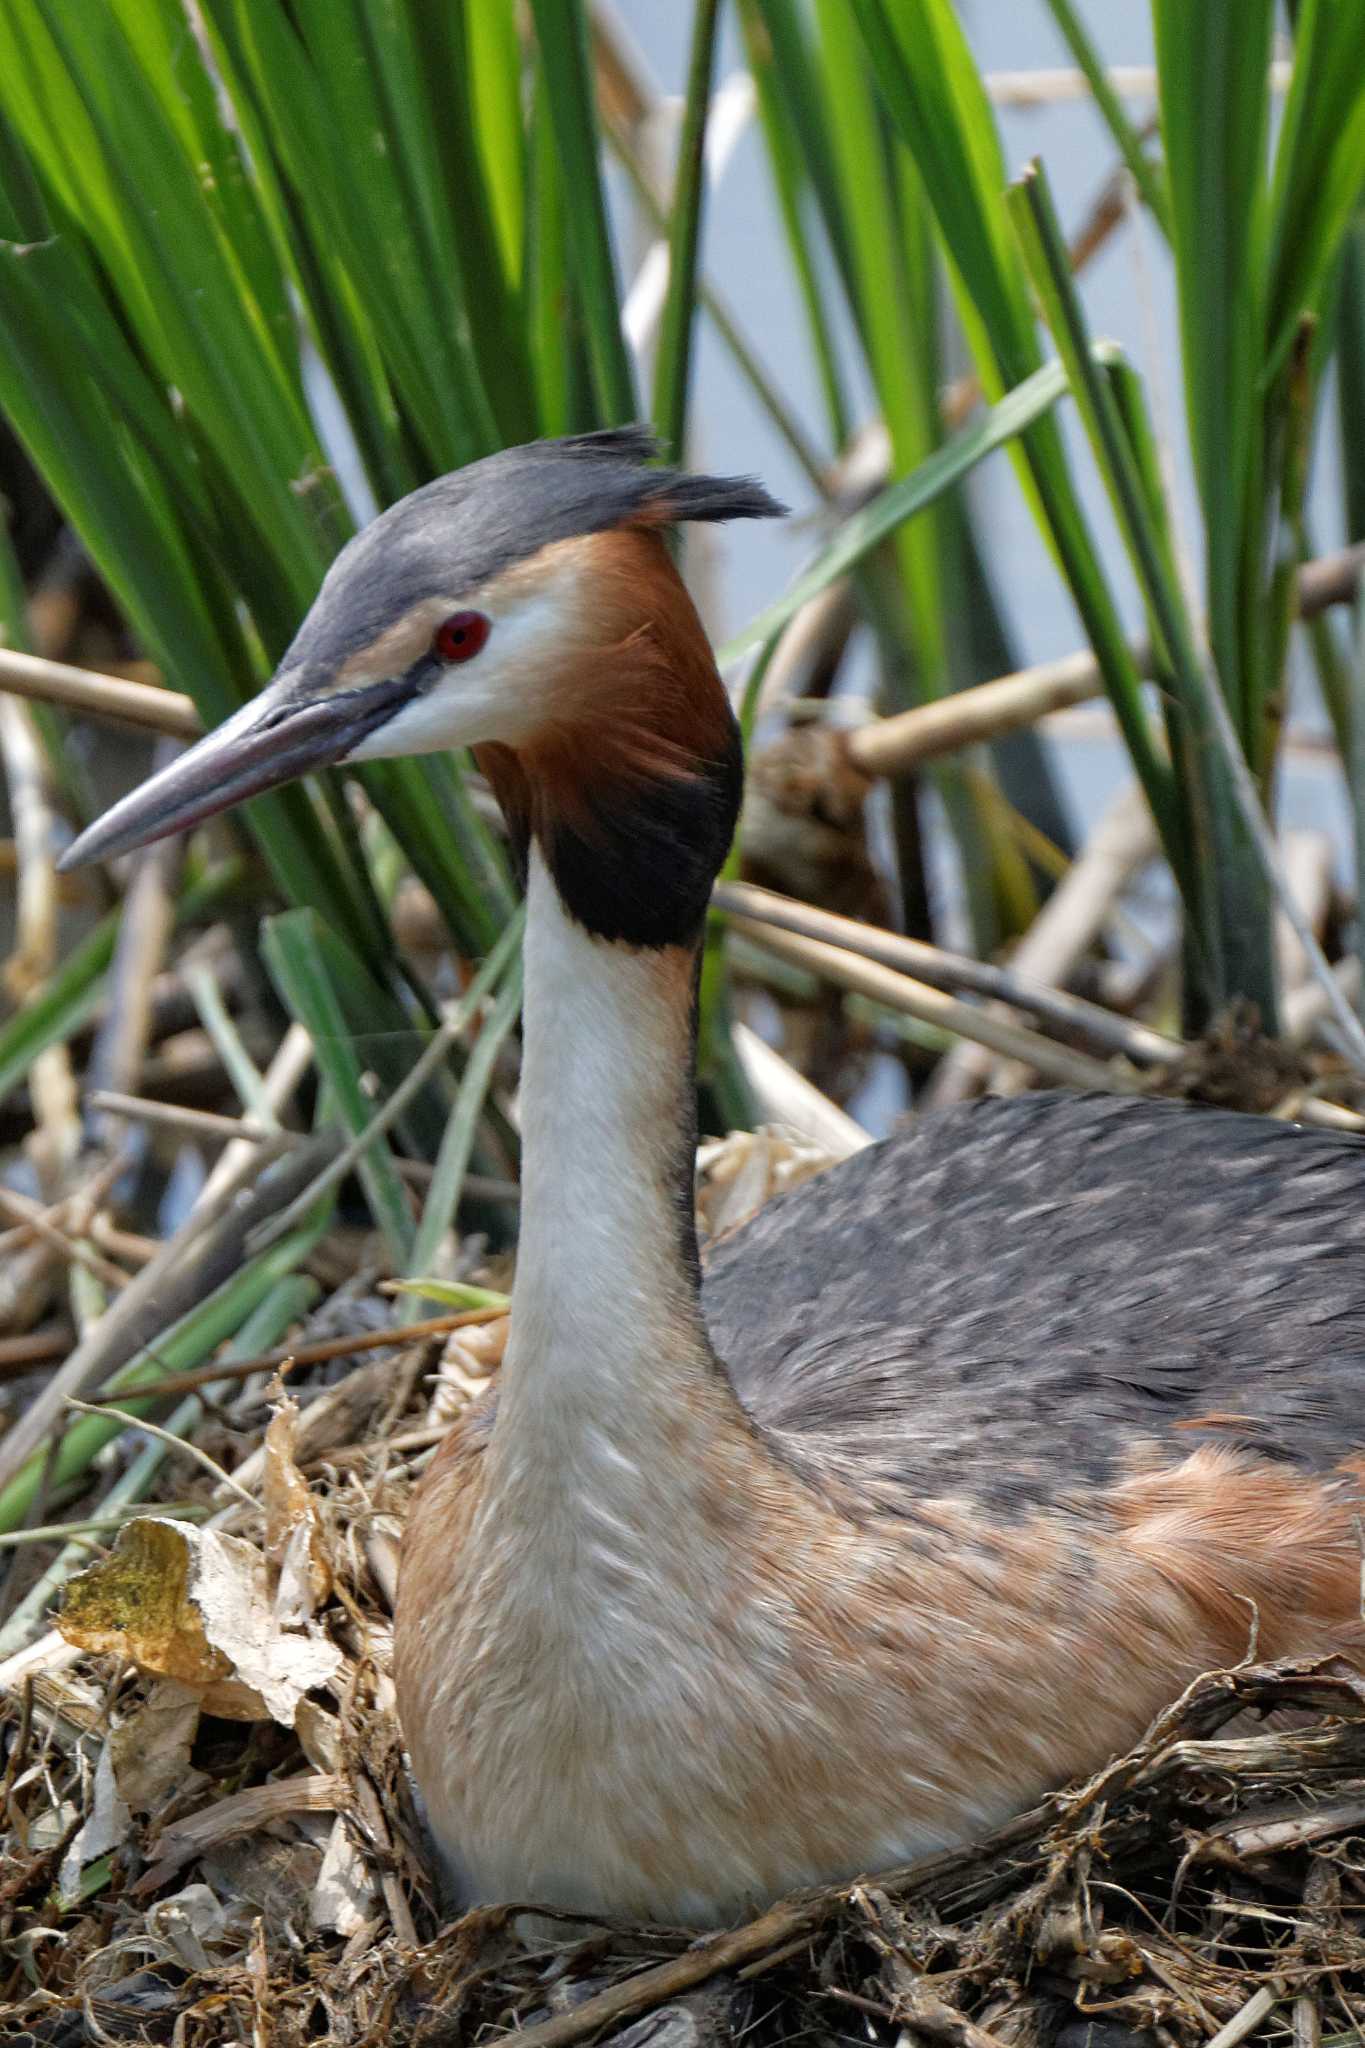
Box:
[698,1091,1365,1515]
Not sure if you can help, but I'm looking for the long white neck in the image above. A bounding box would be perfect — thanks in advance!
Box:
[494,848,716,1450]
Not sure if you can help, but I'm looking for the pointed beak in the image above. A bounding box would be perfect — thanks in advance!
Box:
[58,669,415,871]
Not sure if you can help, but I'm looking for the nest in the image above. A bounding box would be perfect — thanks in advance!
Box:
[6,1142,1365,2045]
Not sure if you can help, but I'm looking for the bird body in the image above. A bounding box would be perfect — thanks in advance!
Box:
[394,863,1365,1923]
[62,431,1365,1928]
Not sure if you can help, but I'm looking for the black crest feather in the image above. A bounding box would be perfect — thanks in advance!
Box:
[540,424,787,526]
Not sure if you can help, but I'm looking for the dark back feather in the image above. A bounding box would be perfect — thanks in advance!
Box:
[699,1092,1365,1518]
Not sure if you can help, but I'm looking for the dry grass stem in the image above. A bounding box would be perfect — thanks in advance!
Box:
[81,1306,504,1406]
[0,1134,341,1496]
[61,1396,258,1507]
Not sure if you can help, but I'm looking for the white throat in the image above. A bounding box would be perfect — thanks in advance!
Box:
[495,847,711,1442]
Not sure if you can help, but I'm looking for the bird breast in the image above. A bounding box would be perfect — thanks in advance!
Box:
[393,1365,1365,1924]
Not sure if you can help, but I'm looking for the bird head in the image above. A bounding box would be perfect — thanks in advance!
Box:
[59,429,784,886]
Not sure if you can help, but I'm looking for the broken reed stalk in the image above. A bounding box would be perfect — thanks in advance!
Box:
[0,645,201,738]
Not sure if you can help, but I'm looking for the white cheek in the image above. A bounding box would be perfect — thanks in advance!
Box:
[345,580,576,760]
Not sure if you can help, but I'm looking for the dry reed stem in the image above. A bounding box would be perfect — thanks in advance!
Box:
[982,60,1293,106]
[497,1897,831,2048]
[81,1306,505,1406]
[731,1019,871,1156]
[84,798,183,1149]
[0,1188,132,1294]
[717,878,1177,1066]
[61,1393,256,1504]
[83,1090,521,1203]
[194,1022,313,1218]
[0,1134,341,1497]
[927,784,1158,1107]
[845,546,1365,781]
[731,917,1131,1091]
[0,644,201,738]
[0,1325,73,1378]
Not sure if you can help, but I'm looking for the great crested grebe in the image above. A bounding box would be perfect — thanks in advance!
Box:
[64,430,1365,1926]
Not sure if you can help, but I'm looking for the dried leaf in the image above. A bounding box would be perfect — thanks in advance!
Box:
[109,1679,201,1815]
[145,1882,231,1972]
[59,1741,128,1903]
[264,1397,333,1623]
[295,1697,345,1774]
[59,1516,342,1723]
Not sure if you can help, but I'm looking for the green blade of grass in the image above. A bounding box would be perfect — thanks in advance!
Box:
[351,755,515,958]
[1338,217,1365,546]
[202,0,481,469]
[724,356,1065,662]
[1266,0,1365,385]
[526,69,577,437]
[811,1,947,693]
[748,0,861,326]
[408,955,524,1287]
[736,0,850,445]
[1008,163,1227,1002]
[33,1,345,602]
[1153,0,1273,749]
[359,0,534,445]
[1041,0,1170,231]
[252,906,524,1256]
[849,0,1178,862]
[651,0,722,462]
[467,0,526,296]
[1009,156,1365,1042]
[528,0,637,425]
[606,118,828,489]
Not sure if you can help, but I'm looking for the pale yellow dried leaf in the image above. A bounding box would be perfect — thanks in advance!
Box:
[58,1516,341,1723]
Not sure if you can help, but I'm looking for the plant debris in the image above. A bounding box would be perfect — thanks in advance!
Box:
[8,1281,1365,2048]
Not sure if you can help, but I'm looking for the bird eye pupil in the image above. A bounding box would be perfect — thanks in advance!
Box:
[434,610,490,664]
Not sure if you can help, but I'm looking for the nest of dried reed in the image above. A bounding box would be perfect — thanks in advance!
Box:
[5,1141,1365,2048]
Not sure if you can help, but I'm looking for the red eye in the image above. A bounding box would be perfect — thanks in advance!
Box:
[433,610,490,663]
